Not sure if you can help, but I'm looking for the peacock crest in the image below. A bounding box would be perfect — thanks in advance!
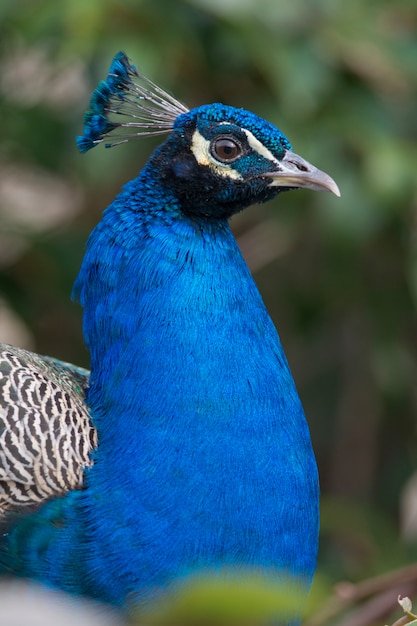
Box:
[77,52,189,153]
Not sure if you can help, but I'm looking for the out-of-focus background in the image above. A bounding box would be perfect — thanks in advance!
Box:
[0,0,416,623]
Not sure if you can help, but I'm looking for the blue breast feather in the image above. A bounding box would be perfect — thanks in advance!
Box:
[1,156,318,606]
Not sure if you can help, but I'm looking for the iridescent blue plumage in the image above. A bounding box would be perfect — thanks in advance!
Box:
[0,52,341,624]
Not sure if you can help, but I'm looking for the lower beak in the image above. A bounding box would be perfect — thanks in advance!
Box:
[266,150,341,197]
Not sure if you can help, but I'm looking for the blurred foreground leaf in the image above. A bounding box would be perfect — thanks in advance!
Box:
[131,571,307,626]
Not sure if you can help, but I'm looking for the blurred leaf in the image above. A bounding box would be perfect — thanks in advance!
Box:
[131,571,307,626]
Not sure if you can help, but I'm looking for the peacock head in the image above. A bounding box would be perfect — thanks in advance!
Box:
[77,52,339,219]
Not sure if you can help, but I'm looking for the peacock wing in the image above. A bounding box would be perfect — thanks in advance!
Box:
[0,344,96,519]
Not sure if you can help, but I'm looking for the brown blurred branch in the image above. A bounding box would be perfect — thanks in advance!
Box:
[306,564,417,626]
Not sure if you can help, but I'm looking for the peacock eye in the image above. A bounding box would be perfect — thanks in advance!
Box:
[210,137,242,163]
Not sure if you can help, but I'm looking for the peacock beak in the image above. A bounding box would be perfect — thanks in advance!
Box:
[266,150,341,196]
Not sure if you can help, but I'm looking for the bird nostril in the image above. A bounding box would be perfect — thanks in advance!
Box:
[293,161,309,172]
[284,158,310,173]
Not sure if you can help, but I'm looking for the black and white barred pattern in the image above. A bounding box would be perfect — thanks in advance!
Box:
[0,345,97,517]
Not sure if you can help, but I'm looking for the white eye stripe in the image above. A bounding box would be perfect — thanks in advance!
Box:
[190,129,243,180]
[241,129,279,166]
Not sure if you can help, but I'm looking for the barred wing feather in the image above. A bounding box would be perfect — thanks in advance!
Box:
[0,345,96,518]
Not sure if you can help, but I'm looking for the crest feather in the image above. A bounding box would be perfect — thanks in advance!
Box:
[76,52,189,153]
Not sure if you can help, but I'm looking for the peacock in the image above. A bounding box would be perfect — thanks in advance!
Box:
[0,52,339,624]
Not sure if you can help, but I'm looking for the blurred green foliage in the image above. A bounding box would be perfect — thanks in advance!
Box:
[0,0,416,623]
[131,571,308,625]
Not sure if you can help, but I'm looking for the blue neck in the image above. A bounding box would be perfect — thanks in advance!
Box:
[69,160,319,606]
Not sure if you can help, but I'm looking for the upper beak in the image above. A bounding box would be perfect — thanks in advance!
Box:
[266,150,341,197]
